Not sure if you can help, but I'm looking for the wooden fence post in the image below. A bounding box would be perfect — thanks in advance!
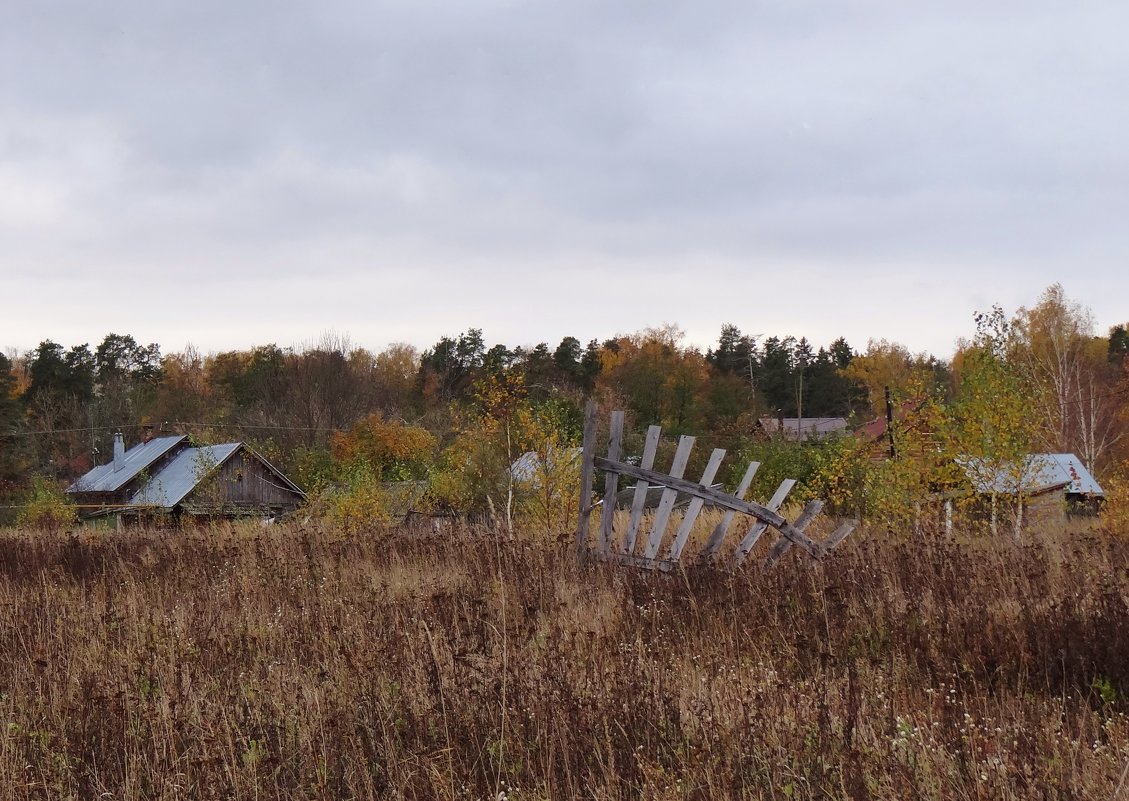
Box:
[575,400,599,562]
[598,411,625,552]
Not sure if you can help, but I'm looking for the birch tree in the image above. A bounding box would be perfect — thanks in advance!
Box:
[1011,284,1122,474]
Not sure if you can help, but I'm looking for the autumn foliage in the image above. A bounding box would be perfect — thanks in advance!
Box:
[3,284,1129,532]
[329,412,437,482]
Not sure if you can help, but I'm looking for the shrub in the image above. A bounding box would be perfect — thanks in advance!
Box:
[16,476,76,530]
[322,462,394,534]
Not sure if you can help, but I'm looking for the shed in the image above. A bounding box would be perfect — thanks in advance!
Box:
[957,452,1104,532]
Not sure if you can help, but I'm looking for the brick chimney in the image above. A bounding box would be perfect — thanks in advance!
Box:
[113,432,125,472]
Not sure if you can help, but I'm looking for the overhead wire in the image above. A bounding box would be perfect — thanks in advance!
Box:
[5,421,345,438]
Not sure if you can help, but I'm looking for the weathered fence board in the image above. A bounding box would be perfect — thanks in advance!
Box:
[596,459,824,556]
[598,411,625,551]
[623,425,662,553]
[763,499,824,566]
[733,479,796,565]
[702,460,759,558]
[669,447,726,561]
[642,436,695,559]
[574,401,600,557]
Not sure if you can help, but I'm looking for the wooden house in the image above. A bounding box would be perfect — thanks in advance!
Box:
[67,432,306,525]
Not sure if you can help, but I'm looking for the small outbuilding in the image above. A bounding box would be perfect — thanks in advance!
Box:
[958,452,1104,533]
[68,432,306,525]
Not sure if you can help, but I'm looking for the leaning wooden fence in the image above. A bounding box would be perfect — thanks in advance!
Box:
[575,404,856,571]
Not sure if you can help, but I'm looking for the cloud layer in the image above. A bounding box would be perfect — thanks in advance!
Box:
[3,1,1127,357]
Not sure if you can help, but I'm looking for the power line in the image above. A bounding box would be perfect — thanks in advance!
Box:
[6,424,127,437]
[170,421,343,433]
[5,421,345,438]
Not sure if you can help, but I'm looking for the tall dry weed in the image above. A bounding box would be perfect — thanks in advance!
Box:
[0,521,1126,799]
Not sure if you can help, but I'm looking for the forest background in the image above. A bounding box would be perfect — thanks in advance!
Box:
[4,282,1129,531]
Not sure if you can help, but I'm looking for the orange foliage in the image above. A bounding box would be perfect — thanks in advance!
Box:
[330,413,437,480]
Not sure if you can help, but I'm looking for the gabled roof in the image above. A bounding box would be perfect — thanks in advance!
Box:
[960,453,1103,497]
[67,435,187,493]
[131,443,242,507]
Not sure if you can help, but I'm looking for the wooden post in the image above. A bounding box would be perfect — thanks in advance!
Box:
[598,411,625,552]
[575,400,599,561]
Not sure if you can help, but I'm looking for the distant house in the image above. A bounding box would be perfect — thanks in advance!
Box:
[67,432,306,525]
[854,399,933,460]
[957,452,1104,532]
[756,417,849,443]
[855,399,924,443]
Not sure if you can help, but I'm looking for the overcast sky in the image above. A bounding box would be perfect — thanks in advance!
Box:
[2,1,1127,360]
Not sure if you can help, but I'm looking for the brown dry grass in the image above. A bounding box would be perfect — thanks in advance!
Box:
[0,521,1128,799]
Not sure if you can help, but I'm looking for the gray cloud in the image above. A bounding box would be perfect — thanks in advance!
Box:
[3,1,1128,357]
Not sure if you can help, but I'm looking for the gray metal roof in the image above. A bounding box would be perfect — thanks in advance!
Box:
[758,417,849,440]
[510,447,582,483]
[961,453,1104,496]
[67,435,187,493]
[130,443,241,507]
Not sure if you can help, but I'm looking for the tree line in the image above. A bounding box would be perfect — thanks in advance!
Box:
[2,284,1128,527]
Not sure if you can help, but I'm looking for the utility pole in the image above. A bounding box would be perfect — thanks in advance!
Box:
[885,385,896,459]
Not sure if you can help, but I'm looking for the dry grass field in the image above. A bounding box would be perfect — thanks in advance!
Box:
[1,521,1127,799]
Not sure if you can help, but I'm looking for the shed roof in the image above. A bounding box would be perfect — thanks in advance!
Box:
[67,435,187,493]
[130,443,241,507]
[961,453,1103,497]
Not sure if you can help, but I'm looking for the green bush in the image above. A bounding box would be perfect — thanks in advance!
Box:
[321,462,394,535]
[16,477,77,530]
